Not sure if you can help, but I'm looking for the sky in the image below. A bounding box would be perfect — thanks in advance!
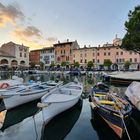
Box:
[0,0,140,50]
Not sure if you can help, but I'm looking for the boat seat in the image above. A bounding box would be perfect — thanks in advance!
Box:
[99,100,115,105]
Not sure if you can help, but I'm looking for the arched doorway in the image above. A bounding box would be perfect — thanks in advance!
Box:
[1,59,8,65]
[0,59,9,70]
[20,60,25,66]
[11,60,18,68]
[111,63,118,71]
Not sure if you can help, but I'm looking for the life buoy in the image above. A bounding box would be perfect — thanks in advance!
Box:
[0,83,10,89]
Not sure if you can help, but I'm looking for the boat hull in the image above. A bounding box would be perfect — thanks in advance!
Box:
[110,77,140,86]
[42,97,80,124]
[91,102,131,138]
[3,90,50,110]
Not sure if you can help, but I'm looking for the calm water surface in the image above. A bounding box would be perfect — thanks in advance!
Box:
[0,72,140,140]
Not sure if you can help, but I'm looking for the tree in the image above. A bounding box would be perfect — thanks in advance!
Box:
[50,62,55,68]
[30,61,35,68]
[40,61,44,70]
[74,61,80,68]
[104,59,112,69]
[61,61,67,67]
[124,61,131,70]
[87,61,94,69]
[121,5,140,53]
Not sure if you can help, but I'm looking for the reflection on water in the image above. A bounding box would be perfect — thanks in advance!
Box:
[0,100,39,131]
[90,108,140,140]
[41,99,83,140]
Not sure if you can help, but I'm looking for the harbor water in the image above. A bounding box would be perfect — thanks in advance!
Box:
[0,72,140,140]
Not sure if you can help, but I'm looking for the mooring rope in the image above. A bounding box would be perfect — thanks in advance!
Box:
[119,110,131,140]
[111,93,131,140]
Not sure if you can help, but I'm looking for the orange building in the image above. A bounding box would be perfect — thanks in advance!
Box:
[29,50,40,65]
[54,39,79,64]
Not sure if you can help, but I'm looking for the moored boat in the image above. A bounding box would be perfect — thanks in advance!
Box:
[0,80,63,110]
[89,85,132,138]
[125,81,140,111]
[38,79,83,124]
[0,76,23,89]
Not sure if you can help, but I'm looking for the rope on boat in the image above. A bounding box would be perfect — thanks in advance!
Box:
[111,94,131,140]
[119,111,131,140]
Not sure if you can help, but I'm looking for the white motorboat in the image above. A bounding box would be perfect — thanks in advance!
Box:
[0,76,23,89]
[38,79,83,124]
[125,81,140,111]
[0,80,63,110]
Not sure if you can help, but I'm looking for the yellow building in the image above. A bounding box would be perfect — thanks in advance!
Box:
[73,45,97,67]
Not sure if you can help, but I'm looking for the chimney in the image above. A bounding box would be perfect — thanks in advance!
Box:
[58,40,60,43]
[67,39,69,42]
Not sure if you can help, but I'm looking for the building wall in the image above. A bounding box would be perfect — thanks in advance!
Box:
[54,40,79,64]
[0,42,29,67]
[73,44,140,69]
[73,47,97,67]
[40,47,55,66]
[29,50,40,65]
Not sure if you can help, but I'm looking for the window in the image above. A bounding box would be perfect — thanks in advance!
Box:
[121,52,123,55]
[73,60,75,63]
[97,59,100,63]
[135,58,137,62]
[108,52,110,56]
[104,52,106,56]
[73,54,75,58]
[70,49,72,54]
[80,59,83,63]
[20,52,22,57]
[129,51,132,55]
[130,58,132,62]
[116,52,119,55]
[85,53,87,57]
[97,53,99,56]
[93,53,94,56]
[85,59,87,63]
[24,53,26,58]
[93,59,95,63]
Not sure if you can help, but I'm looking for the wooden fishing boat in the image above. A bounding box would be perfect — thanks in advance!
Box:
[89,82,109,102]
[89,85,132,138]
[0,81,63,110]
[37,79,83,124]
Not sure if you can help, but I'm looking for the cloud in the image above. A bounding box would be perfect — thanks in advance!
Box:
[0,2,24,27]
[46,37,57,46]
[11,26,46,50]
[13,25,43,39]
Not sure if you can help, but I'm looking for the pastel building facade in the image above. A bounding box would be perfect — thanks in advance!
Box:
[73,37,140,70]
[40,47,55,67]
[0,42,29,67]
[54,40,79,64]
[73,46,97,67]
[29,47,55,68]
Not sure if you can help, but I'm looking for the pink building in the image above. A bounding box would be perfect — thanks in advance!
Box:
[73,37,140,70]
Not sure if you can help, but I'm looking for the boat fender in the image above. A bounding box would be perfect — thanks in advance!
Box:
[37,102,49,108]
[0,83,10,89]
